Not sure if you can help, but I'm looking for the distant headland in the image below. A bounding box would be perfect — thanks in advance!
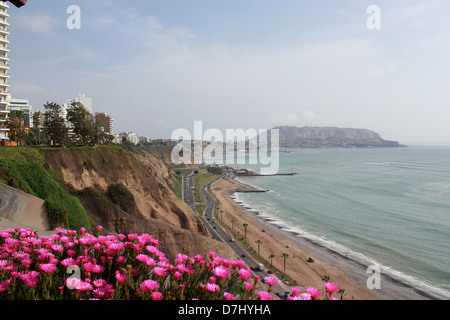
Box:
[271,126,405,148]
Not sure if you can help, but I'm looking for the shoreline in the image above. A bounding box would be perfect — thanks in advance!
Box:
[210,176,450,300]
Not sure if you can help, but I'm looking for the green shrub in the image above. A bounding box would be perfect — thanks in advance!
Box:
[108,183,135,211]
[0,158,91,232]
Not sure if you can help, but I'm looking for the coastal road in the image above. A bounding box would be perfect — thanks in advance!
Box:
[182,173,195,210]
[197,177,292,298]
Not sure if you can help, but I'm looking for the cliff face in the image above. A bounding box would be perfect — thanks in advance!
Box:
[274,126,403,148]
[40,147,236,260]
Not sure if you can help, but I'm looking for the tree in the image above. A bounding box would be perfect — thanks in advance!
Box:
[43,102,69,147]
[281,253,289,278]
[66,102,102,146]
[256,239,262,257]
[32,110,44,145]
[269,254,275,267]
[6,111,27,146]
[243,223,248,243]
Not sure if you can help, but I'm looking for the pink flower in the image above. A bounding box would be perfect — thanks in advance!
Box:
[51,244,64,252]
[239,268,252,281]
[0,278,13,292]
[93,279,107,288]
[61,258,77,268]
[145,245,159,255]
[152,267,169,277]
[324,282,340,294]
[140,280,160,293]
[257,291,273,300]
[93,287,114,299]
[97,225,103,232]
[151,291,164,300]
[244,281,254,291]
[21,258,33,268]
[224,292,235,300]
[209,251,216,260]
[264,276,278,286]
[115,270,127,283]
[38,263,57,274]
[301,293,312,300]
[20,271,40,288]
[136,254,150,263]
[212,266,230,280]
[174,271,183,280]
[291,287,301,297]
[307,287,322,299]
[66,249,76,257]
[206,283,220,293]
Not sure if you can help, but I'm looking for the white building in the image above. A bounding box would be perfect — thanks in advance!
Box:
[0,2,10,141]
[8,98,33,127]
[65,92,93,114]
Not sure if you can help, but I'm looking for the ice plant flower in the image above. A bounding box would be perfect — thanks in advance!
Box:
[152,267,169,277]
[140,280,160,293]
[224,292,235,300]
[264,276,278,287]
[239,268,252,281]
[212,266,230,280]
[115,270,127,283]
[205,283,220,293]
[257,291,273,300]
[151,292,164,300]
[0,226,343,301]
[307,287,322,299]
[38,263,57,274]
[324,282,340,294]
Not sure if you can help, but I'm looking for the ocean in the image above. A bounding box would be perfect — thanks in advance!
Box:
[228,146,450,298]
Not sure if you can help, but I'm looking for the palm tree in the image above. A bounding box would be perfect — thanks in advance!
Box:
[269,254,275,267]
[256,240,262,257]
[281,253,289,278]
[243,223,248,243]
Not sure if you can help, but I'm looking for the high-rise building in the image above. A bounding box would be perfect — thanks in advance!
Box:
[95,112,114,135]
[8,98,33,127]
[0,1,10,141]
[65,92,93,114]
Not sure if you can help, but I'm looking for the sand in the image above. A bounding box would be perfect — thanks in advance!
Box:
[209,176,450,300]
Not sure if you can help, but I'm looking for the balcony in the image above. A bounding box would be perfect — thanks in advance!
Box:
[0,7,8,17]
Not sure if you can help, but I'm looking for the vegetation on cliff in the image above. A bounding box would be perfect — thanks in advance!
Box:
[0,147,91,232]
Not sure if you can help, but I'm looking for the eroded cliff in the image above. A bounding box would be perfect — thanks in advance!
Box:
[40,146,236,260]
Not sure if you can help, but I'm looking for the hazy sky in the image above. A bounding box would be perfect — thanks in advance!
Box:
[7,0,450,143]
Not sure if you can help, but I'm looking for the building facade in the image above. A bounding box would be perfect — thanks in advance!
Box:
[0,1,9,141]
[95,112,114,135]
[65,92,93,114]
[8,98,33,127]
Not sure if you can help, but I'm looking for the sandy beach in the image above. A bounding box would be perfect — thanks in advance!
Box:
[209,176,449,300]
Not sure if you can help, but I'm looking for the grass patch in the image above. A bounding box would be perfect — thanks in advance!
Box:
[0,147,94,232]
[195,205,206,215]
[0,158,90,232]
[193,172,217,202]
[171,176,182,199]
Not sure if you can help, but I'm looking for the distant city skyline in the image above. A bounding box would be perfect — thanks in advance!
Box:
[6,0,450,143]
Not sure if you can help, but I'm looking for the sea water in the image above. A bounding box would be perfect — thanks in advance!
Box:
[231,146,450,297]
